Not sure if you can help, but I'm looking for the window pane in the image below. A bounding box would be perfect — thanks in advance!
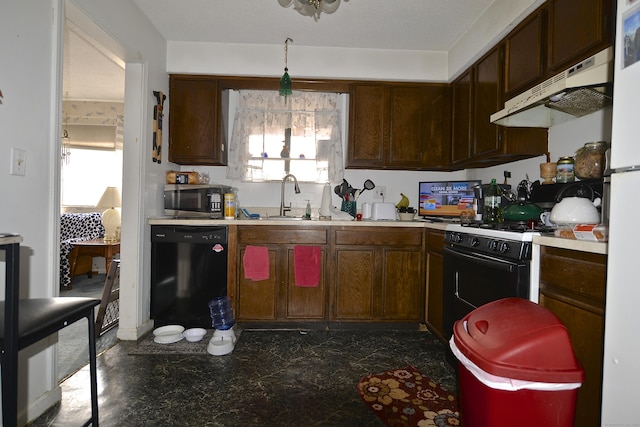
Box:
[61,148,123,206]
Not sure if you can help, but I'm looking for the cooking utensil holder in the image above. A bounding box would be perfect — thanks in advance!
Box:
[341,200,356,218]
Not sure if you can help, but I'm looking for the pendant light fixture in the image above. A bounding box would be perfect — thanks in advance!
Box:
[280,38,293,98]
[277,0,343,21]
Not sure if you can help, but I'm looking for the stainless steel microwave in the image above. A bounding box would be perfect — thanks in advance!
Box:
[164,184,232,218]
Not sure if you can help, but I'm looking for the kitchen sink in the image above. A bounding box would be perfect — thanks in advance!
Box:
[266,216,306,221]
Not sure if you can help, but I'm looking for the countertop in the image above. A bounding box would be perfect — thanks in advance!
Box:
[533,234,608,255]
[148,216,450,231]
[148,217,606,254]
[0,234,22,245]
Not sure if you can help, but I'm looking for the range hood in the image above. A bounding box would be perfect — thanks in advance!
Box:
[491,47,613,128]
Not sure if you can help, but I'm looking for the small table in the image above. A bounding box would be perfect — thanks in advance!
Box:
[69,238,120,288]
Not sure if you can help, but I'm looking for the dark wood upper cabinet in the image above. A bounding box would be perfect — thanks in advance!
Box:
[169,76,226,165]
[347,83,450,170]
[388,86,425,168]
[451,47,548,168]
[547,0,614,74]
[348,84,387,169]
[504,10,545,99]
[474,47,502,158]
[451,69,473,165]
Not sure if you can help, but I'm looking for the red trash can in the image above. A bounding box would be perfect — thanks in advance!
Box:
[450,298,584,427]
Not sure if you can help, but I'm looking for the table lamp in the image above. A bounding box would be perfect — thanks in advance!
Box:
[97,187,121,241]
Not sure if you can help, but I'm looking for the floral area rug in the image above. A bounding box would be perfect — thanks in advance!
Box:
[357,365,461,427]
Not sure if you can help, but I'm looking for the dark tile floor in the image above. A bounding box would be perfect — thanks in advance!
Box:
[30,326,456,427]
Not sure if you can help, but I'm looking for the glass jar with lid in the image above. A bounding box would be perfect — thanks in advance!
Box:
[575,141,608,179]
[556,157,575,183]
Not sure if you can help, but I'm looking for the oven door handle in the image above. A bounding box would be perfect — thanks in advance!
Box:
[443,246,517,273]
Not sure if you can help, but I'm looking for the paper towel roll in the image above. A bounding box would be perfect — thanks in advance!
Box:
[319,183,333,217]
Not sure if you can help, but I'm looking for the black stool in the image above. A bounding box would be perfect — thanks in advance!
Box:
[1,234,100,426]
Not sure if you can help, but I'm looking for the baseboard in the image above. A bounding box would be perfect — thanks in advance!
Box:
[26,384,62,426]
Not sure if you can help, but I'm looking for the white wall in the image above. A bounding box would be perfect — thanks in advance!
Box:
[0,0,168,423]
[1,1,66,423]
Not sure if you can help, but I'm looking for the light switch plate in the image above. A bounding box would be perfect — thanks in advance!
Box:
[10,147,26,176]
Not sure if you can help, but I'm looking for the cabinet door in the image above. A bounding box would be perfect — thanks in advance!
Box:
[451,69,473,165]
[347,84,387,168]
[168,77,225,165]
[539,246,607,427]
[504,11,545,98]
[388,86,426,169]
[285,247,327,319]
[547,0,614,73]
[381,249,423,320]
[424,87,451,169]
[474,47,502,159]
[425,230,445,340]
[236,247,278,320]
[334,248,376,320]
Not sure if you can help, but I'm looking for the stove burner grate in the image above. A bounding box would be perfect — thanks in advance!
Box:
[460,220,555,233]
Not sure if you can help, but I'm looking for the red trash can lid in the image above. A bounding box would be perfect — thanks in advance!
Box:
[453,298,584,383]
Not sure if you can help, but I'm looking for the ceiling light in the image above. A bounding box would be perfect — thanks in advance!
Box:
[277,0,344,21]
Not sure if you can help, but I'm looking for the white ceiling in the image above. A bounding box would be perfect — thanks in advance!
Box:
[65,0,499,101]
[132,0,495,51]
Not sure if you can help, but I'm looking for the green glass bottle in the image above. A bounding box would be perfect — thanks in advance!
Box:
[483,178,503,224]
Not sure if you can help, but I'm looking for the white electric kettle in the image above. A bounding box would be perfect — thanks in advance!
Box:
[550,183,601,225]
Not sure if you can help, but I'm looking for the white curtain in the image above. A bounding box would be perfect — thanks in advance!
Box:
[227,90,344,182]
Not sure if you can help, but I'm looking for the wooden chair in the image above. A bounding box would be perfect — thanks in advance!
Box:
[1,234,100,426]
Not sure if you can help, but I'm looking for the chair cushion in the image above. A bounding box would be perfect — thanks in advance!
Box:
[0,298,101,351]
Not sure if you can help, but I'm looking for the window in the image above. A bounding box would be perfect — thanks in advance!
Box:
[227,90,344,183]
[61,148,122,206]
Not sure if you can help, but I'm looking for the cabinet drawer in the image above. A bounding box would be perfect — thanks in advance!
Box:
[238,226,328,245]
[334,228,423,247]
[426,230,445,253]
[540,246,606,302]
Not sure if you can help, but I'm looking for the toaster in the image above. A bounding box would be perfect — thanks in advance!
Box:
[371,202,397,220]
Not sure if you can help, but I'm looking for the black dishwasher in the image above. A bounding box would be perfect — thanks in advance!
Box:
[151,225,228,328]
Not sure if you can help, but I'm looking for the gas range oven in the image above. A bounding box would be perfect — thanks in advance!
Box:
[442,222,544,358]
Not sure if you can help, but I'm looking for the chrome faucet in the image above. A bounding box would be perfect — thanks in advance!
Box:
[280,174,301,216]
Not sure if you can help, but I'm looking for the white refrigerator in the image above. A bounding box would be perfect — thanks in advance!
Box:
[601,0,640,424]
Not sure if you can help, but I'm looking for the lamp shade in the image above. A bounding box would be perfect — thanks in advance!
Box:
[97,187,121,208]
[97,187,121,241]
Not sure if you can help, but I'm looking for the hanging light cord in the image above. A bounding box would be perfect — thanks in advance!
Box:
[284,37,293,72]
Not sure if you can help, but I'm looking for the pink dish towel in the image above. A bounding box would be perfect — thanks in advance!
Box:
[243,245,269,281]
[294,246,321,287]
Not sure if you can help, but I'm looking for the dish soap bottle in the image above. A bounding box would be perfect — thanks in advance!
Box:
[483,179,503,224]
[305,200,312,220]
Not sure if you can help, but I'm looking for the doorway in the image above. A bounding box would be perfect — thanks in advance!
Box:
[58,2,125,381]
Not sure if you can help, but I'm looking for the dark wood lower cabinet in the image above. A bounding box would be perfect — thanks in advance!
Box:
[334,248,375,320]
[332,227,425,322]
[425,230,446,341]
[539,246,607,427]
[235,226,328,322]
[234,225,425,324]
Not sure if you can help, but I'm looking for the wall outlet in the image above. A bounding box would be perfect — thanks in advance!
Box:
[374,186,386,200]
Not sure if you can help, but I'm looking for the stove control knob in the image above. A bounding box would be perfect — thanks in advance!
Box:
[499,241,510,253]
[488,240,499,251]
[470,237,480,247]
[451,233,463,243]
